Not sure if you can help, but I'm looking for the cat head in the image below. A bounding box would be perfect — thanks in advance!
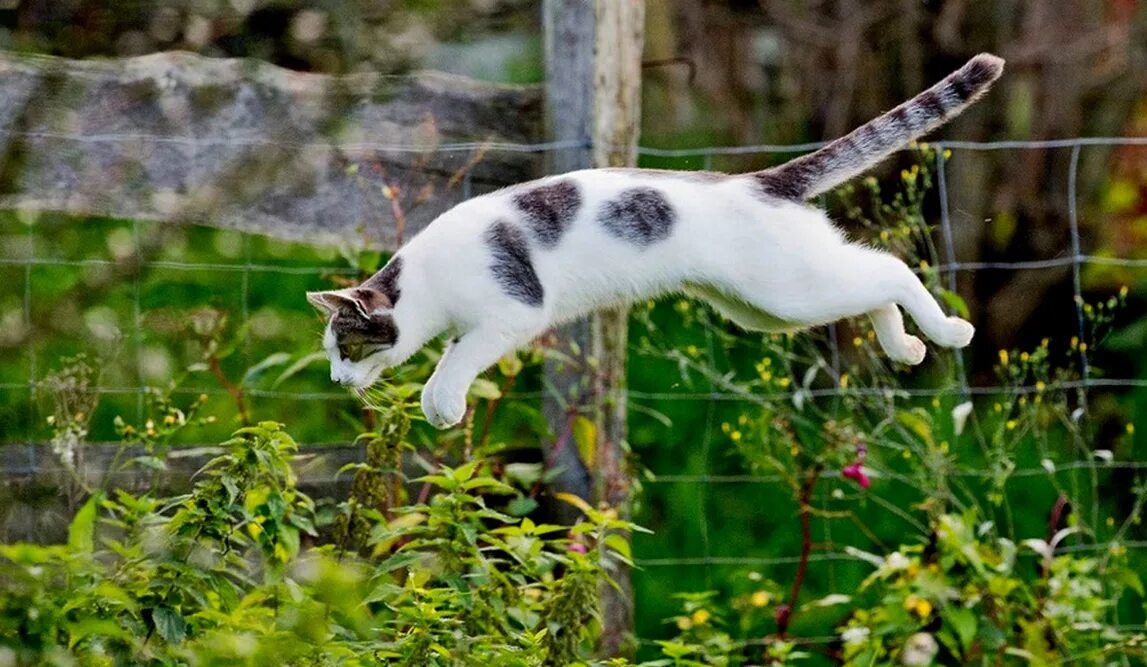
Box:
[307,287,399,388]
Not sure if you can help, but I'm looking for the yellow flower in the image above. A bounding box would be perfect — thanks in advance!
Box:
[778,377,791,388]
[1127,423,1135,435]
[163,414,176,426]
[686,345,699,357]
[691,609,711,625]
[839,373,849,389]
[750,591,771,607]
[903,595,933,619]
[1120,285,1129,298]
[676,617,693,631]
[1079,342,1088,353]
[1006,420,1017,431]
[998,349,1008,365]
[790,445,800,457]
[914,599,933,619]
[1035,381,1046,393]
[730,431,742,442]
[853,336,863,348]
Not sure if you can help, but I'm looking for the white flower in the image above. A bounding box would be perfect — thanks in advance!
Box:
[901,632,938,666]
[841,626,870,645]
[951,401,973,436]
[885,551,910,571]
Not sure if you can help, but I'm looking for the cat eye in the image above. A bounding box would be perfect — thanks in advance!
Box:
[338,342,388,362]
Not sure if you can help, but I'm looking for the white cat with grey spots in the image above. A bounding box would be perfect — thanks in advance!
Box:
[308,54,1004,429]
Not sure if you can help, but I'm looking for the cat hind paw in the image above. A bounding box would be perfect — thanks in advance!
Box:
[889,335,927,365]
[939,317,975,348]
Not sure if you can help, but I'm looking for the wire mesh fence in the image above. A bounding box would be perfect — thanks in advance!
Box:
[2,132,1146,650]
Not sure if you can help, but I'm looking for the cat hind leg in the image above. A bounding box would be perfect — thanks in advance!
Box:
[868,303,926,365]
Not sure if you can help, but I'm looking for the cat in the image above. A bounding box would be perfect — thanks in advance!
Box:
[308,53,1004,429]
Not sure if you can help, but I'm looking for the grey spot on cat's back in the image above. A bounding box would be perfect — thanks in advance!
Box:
[598,186,676,245]
[485,220,544,307]
[512,179,581,248]
[365,255,403,306]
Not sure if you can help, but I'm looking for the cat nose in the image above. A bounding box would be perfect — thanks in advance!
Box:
[331,370,353,386]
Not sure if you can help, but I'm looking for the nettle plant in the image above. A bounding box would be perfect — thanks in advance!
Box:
[1,388,642,665]
[631,147,1147,664]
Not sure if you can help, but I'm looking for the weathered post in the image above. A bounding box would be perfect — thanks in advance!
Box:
[591,1,643,657]
[541,0,595,522]
[542,0,643,657]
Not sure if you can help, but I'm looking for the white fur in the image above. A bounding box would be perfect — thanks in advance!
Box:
[318,170,974,428]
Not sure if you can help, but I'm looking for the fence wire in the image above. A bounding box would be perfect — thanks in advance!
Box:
[2,133,1146,650]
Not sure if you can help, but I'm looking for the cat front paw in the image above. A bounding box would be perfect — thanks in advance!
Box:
[420,384,444,428]
[425,386,467,429]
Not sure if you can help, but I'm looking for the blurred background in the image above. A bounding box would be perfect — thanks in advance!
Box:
[1,0,1146,658]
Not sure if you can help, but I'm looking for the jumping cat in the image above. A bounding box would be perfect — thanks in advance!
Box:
[308,54,1004,429]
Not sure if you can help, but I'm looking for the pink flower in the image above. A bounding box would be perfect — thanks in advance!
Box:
[841,462,871,489]
[774,603,791,628]
[568,542,588,554]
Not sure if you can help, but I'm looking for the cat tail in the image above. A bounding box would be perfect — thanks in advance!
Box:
[750,53,1004,201]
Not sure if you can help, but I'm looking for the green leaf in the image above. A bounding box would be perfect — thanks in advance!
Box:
[497,351,523,377]
[242,352,292,386]
[895,409,935,448]
[939,288,970,319]
[604,533,631,561]
[272,351,329,389]
[68,492,102,554]
[507,496,539,517]
[943,605,978,653]
[572,415,596,468]
[152,606,187,645]
[468,378,502,400]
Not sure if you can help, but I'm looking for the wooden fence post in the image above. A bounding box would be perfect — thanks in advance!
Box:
[541,0,595,524]
[591,1,643,657]
[542,0,643,658]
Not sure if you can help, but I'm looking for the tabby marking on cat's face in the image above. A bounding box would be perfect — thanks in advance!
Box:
[308,257,403,387]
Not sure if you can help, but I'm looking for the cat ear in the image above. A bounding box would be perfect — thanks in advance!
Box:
[349,287,391,314]
[307,288,390,318]
[306,290,345,316]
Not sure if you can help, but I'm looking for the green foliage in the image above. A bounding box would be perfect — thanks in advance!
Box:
[626,146,1147,663]
[0,411,643,665]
